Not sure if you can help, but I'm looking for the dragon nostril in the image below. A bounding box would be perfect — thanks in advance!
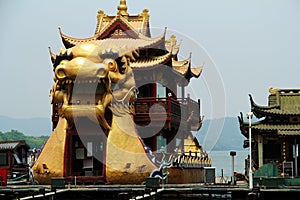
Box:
[55,67,67,81]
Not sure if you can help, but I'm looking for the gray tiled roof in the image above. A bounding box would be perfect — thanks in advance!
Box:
[0,141,20,150]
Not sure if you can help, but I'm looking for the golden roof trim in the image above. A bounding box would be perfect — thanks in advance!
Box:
[130,52,172,68]
[95,3,150,36]
[172,57,191,76]
[269,87,279,95]
[117,0,129,16]
[96,14,140,38]
[165,35,182,55]
[190,66,203,78]
[172,55,203,78]
[60,25,166,49]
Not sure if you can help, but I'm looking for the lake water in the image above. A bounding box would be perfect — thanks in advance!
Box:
[209,150,248,178]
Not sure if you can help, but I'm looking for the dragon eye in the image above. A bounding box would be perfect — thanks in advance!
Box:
[60,60,68,65]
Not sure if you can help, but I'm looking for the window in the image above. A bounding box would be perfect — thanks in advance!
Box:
[156,135,167,152]
[156,83,166,98]
[0,153,8,166]
[177,85,184,98]
[87,142,93,157]
[75,148,84,159]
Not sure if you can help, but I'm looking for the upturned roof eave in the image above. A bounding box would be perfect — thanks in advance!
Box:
[188,66,203,79]
[250,94,300,117]
[172,57,190,76]
[59,25,166,50]
[238,114,300,138]
[238,113,264,138]
[249,94,280,118]
[172,54,203,81]
[59,27,100,48]
[130,51,172,69]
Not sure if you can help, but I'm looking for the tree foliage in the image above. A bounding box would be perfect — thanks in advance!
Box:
[0,130,48,149]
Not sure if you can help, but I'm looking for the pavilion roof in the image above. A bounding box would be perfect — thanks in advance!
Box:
[250,88,300,118]
[238,88,300,138]
[0,140,30,151]
[94,3,150,37]
[59,26,166,49]
[238,114,300,137]
[60,0,152,48]
[53,0,203,83]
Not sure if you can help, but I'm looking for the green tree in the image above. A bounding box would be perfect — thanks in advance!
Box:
[0,130,48,149]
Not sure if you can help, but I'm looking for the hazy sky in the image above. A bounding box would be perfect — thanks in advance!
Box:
[1,0,300,120]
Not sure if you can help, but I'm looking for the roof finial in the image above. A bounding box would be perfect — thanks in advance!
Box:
[118,0,129,16]
[269,87,278,95]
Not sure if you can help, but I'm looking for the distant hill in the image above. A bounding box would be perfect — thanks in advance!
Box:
[0,116,51,136]
[197,117,246,151]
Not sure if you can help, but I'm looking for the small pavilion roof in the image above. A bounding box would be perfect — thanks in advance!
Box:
[0,140,30,151]
[95,13,149,38]
[95,1,150,37]
[60,0,153,49]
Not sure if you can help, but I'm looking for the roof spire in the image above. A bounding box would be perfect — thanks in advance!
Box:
[118,0,129,16]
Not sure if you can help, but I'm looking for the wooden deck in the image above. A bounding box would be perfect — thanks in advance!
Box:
[2,183,300,200]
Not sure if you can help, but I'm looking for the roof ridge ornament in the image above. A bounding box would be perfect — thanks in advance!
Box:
[139,9,150,21]
[269,87,278,95]
[118,0,129,16]
[48,47,56,65]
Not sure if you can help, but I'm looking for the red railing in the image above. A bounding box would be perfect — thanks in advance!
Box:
[51,97,201,130]
[134,97,200,129]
